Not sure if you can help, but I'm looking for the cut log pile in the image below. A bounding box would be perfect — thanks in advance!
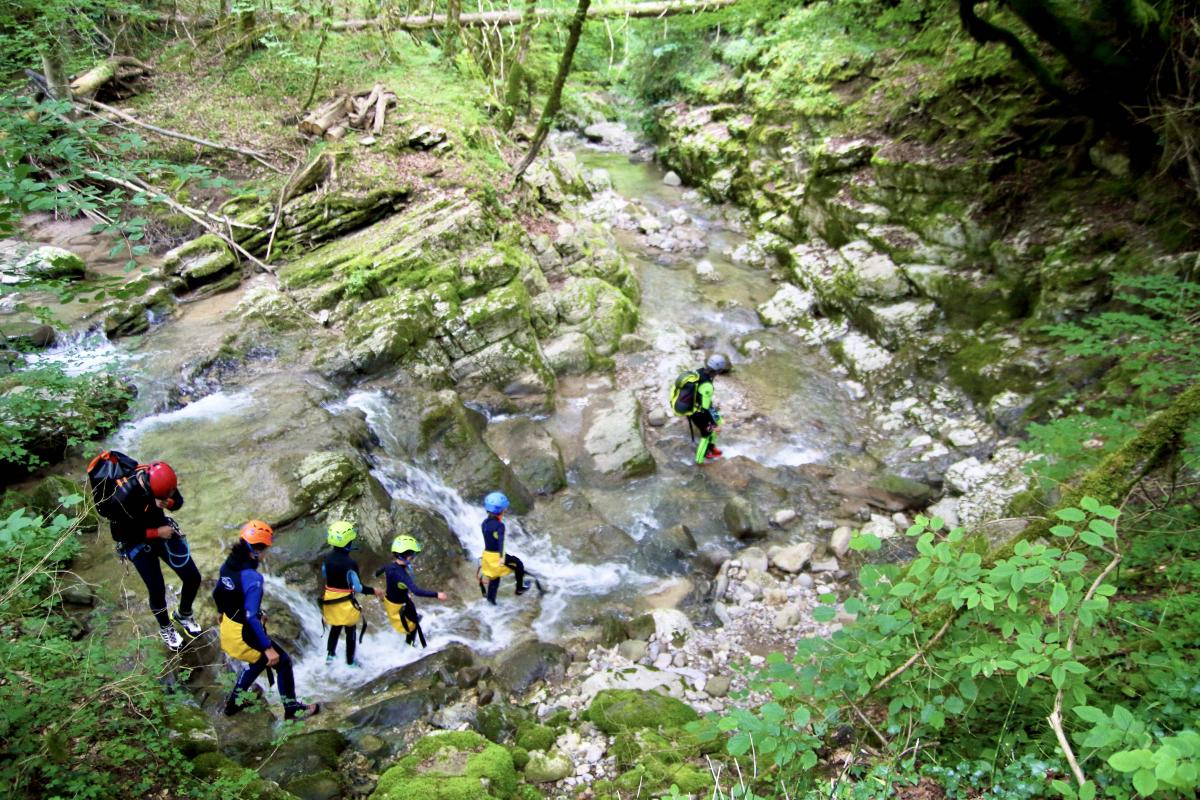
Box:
[299,84,396,141]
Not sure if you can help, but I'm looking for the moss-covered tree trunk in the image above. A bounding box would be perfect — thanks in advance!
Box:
[39,44,72,109]
[498,0,538,132]
[512,0,591,179]
[445,0,462,59]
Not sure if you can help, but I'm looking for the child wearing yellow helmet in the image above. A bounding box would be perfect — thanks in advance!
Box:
[373,534,447,647]
[320,520,376,666]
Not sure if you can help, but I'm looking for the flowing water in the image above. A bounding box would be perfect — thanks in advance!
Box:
[58,137,874,703]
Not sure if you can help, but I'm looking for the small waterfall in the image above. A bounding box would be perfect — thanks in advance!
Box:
[27,328,127,376]
[246,390,655,699]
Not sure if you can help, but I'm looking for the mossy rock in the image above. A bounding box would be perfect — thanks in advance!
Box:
[370,731,518,800]
[522,748,573,784]
[946,340,1040,405]
[510,746,530,771]
[257,729,349,785]
[514,723,556,752]
[473,702,532,744]
[584,690,699,734]
[283,769,342,800]
[167,703,218,758]
[190,752,299,800]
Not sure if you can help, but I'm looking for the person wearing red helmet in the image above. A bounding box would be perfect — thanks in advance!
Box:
[88,453,202,652]
[212,520,319,721]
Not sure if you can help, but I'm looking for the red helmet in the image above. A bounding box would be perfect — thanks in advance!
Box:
[239,520,274,547]
[145,462,177,499]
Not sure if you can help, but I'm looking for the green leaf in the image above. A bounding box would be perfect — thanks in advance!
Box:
[1079,780,1096,800]
[1079,497,1100,513]
[728,733,751,756]
[1132,768,1157,796]
[1088,518,1116,538]
[1073,705,1108,724]
[1050,524,1077,538]
[890,582,917,597]
[812,606,836,622]
[791,707,810,727]
[850,532,881,552]
[1108,749,1151,773]
[1056,507,1087,522]
[1049,583,1069,614]
[1095,504,1120,520]
[1079,531,1103,547]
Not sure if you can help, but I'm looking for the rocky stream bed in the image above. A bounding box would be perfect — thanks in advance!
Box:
[1,125,1041,800]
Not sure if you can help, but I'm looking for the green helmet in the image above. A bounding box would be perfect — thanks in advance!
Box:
[391,534,421,556]
[327,520,357,548]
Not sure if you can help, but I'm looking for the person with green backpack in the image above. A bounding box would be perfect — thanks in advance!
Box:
[669,353,731,464]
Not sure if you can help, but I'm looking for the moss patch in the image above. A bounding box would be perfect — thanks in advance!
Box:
[583,689,699,734]
[514,723,556,753]
[370,731,518,800]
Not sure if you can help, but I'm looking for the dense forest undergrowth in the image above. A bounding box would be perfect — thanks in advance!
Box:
[1,1,1199,799]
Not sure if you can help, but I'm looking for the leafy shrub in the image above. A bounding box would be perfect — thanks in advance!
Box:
[0,501,238,798]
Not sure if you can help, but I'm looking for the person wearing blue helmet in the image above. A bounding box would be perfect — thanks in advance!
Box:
[478,491,528,605]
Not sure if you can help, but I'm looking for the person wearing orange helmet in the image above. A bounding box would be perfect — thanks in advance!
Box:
[87,453,202,652]
[212,520,320,721]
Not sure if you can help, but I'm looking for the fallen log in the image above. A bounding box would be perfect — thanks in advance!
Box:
[349,83,383,127]
[332,0,740,31]
[299,94,351,136]
[69,56,151,99]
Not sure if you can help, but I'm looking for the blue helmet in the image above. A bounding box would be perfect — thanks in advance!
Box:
[484,491,510,514]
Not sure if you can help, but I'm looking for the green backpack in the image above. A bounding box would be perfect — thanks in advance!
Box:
[669,371,701,415]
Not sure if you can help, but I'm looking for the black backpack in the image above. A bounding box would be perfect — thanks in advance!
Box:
[86,450,140,519]
[670,371,701,415]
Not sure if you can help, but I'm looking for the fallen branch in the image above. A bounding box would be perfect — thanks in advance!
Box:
[69,56,151,98]
[87,170,269,271]
[1048,552,1123,787]
[77,97,283,172]
[333,0,739,30]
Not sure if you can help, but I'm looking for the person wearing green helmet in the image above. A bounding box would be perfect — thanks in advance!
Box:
[374,534,447,648]
[320,520,376,666]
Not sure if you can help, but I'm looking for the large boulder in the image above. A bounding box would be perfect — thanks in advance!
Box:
[581,390,655,480]
[491,641,572,696]
[376,389,534,513]
[722,496,768,539]
[483,417,566,497]
[369,731,518,800]
[257,730,349,787]
[553,277,638,355]
[124,375,385,565]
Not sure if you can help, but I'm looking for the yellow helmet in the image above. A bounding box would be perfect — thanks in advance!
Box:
[327,520,357,548]
[391,534,421,555]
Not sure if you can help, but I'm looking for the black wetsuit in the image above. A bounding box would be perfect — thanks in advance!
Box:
[212,544,303,715]
[481,515,526,605]
[322,547,374,664]
[101,470,200,628]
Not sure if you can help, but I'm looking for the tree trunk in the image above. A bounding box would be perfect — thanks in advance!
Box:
[499,0,539,132]
[333,0,739,31]
[40,45,72,110]
[513,0,591,180]
[445,0,462,59]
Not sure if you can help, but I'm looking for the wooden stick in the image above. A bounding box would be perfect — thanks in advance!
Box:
[1048,552,1123,787]
[78,97,282,172]
[372,88,387,135]
[872,615,953,692]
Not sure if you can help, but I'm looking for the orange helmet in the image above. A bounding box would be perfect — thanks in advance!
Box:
[145,462,177,499]
[239,520,274,547]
